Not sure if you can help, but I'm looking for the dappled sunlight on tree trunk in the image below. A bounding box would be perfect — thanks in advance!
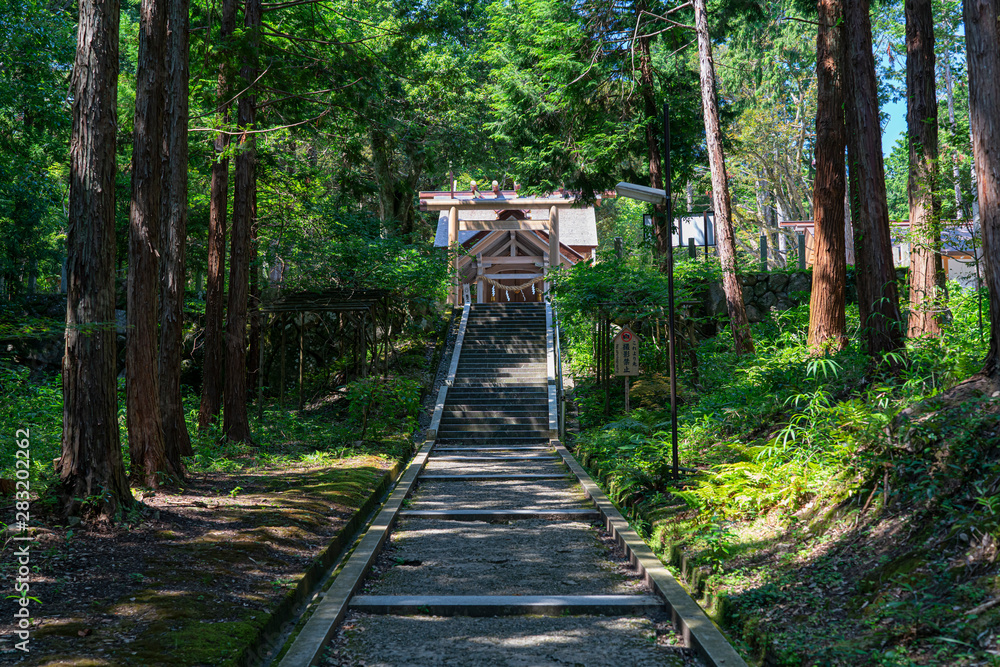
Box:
[808,0,848,353]
[59,0,134,518]
[693,0,754,355]
[906,0,945,339]
[844,0,903,360]
[963,0,1000,381]
[127,0,180,486]
[199,0,236,430]
[223,0,261,443]
[159,0,192,466]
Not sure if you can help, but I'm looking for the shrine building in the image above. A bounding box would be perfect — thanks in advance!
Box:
[420,186,599,304]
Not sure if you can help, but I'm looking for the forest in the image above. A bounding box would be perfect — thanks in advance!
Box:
[1,0,999,664]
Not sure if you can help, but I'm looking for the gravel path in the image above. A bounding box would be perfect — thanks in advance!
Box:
[324,614,697,667]
[320,304,702,667]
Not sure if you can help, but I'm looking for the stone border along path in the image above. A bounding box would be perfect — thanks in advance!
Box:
[276,302,746,667]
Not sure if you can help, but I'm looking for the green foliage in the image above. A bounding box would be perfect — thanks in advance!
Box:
[576,279,990,524]
[345,376,421,443]
[0,363,62,485]
[0,0,75,297]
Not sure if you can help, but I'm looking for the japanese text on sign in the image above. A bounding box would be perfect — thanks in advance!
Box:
[614,327,640,376]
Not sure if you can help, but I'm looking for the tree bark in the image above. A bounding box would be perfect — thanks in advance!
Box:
[199,0,236,429]
[808,0,848,352]
[963,0,1000,379]
[906,0,944,338]
[693,0,754,354]
[944,54,964,213]
[223,0,260,442]
[128,0,178,487]
[844,0,904,359]
[159,0,192,466]
[636,0,668,259]
[59,0,134,519]
[248,186,260,397]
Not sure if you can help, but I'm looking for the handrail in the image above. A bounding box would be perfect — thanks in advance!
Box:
[426,301,471,441]
[553,301,565,441]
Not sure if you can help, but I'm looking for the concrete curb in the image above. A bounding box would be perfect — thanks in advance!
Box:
[275,440,436,667]
[552,440,749,667]
[237,458,405,667]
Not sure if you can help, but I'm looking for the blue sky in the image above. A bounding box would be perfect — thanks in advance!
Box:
[882,98,906,158]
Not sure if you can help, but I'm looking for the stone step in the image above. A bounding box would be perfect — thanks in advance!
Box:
[438,416,549,426]
[397,509,598,521]
[458,360,545,366]
[456,367,547,374]
[432,446,553,452]
[438,425,549,434]
[429,454,560,461]
[349,596,662,616]
[457,361,547,367]
[454,376,548,383]
[444,393,548,401]
[443,399,548,407]
[435,435,551,445]
[418,473,567,481]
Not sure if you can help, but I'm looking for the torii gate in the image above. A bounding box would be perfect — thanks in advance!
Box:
[419,197,582,305]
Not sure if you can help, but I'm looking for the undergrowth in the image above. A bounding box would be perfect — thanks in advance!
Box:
[561,277,998,665]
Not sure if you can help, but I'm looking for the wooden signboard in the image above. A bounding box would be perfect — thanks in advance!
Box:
[462,284,472,305]
[614,327,640,376]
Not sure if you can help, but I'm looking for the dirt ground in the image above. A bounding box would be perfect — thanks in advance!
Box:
[0,456,394,666]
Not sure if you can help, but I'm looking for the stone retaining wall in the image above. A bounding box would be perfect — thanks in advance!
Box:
[703,270,814,323]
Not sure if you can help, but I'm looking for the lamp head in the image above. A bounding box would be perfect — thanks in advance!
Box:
[615,181,667,205]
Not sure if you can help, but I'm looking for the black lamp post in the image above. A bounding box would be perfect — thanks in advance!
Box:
[614,102,679,480]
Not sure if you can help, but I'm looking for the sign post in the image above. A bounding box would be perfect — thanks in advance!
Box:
[614,327,640,413]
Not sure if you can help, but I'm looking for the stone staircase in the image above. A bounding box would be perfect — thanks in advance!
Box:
[436,303,551,446]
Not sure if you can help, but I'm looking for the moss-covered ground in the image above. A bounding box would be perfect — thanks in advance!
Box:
[0,332,442,665]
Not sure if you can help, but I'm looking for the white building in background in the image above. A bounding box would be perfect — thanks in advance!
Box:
[778,219,982,288]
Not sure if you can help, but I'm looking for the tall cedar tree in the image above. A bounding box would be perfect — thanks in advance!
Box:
[635,0,668,258]
[59,0,134,518]
[128,0,181,486]
[248,183,260,396]
[199,0,237,429]
[693,0,754,354]
[159,0,192,464]
[223,0,260,442]
[808,0,848,351]
[906,0,944,337]
[963,0,1000,380]
[844,0,903,359]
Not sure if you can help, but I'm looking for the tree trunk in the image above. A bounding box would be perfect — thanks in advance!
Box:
[963,0,1000,380]
[844,0,904,359]
[223,0,260,442]
[248,187,260,398]
[158,0,192,465]
[59,0,134,519]
[944,54,963,213]
[906,0,944,338]
[693,0,754,354]
[636,0,668,259]
[198,0,236,429]
[808,0,848,352]
[128,0,178,487]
